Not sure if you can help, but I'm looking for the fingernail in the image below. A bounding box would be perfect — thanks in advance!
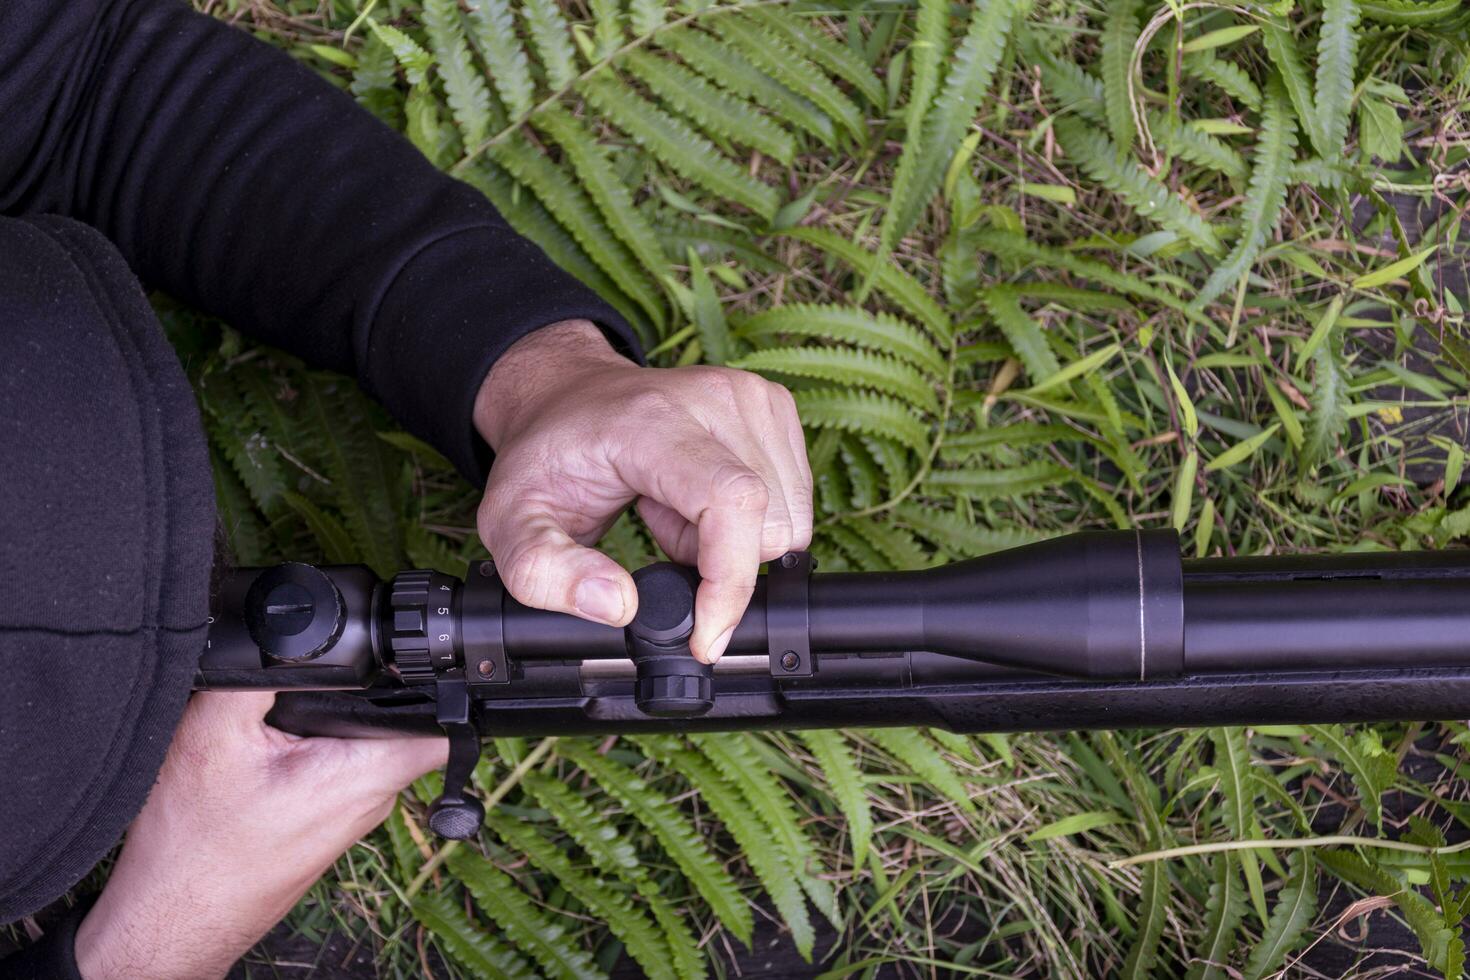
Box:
[575,578,625,624]
[706,626,735,664]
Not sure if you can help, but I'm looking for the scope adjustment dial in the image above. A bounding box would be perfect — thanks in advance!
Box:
[243,563,345,663]
[387,570,461,684]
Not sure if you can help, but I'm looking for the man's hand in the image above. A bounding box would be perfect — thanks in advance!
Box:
[73,693,447,980]
[476,319,813,663]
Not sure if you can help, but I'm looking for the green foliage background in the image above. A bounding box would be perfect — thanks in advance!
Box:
[175,0,1470,974]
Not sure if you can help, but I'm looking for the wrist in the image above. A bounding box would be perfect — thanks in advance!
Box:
[474,318,634,451]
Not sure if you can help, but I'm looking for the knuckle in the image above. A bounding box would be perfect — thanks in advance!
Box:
[710,464,769,512]
[767,379,798,412]
[624,388,676,420]
[501,536,562,608]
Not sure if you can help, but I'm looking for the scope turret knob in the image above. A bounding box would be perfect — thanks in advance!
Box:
[629,563,713,718]
[387,570,461,685]
[243,563,345,663]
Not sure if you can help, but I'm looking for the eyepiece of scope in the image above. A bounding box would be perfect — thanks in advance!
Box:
[628,563,712,717]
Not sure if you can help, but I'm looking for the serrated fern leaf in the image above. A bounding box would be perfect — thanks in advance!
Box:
[983,286,1061,379]
[628,0,667,36]
[351,31,402,124]
[635,736,817,960]
[798,730,873,867]
[369,20,433,87]
[737,304,946,375]
[1101,0,1142,153]
[895,503,1043,555]
[865,728,977,814]
[484,812,677,980]
[466,0,537,121]
[210,450,269,565]
[712,17,865,141]
[446,849,607,980]
[1305,724,1395,829]
[1240,854,1316,980]
[413,892,539,980]
[841,517,930,568]
[688,734,839,926]
[732,347,939,412]
[423,0,496,146]
[1187,857,1248,980]
[841,437,884,508]
[923,462,1071,499]
[1262,20,1317,151]
[782,227,951,338]
[1314,0,1361,160]
[1121,860,1169,979]
[905,0,950,134]
[557,742,753,946]
[1162,119,1248,179]
[881,0,1017,251]
[579,75,780,218]
[1185,52,1263,111]
[1054,116,1222,252]
[589,0,624,60]
[744,8,885,107]
[522,0,580,90]
[1300,330,1348,471]
[794,388,931,453]
[1192,75,1296,310]
[534,105,668,283]
[659,29,838,145]
[622,49,796,164]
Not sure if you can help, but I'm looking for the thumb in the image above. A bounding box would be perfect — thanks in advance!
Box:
[483,508,637,627]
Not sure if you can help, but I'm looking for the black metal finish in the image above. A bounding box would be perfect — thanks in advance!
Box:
[628,563,711,717]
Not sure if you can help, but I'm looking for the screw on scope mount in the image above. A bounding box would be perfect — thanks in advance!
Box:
[629,563,713,717]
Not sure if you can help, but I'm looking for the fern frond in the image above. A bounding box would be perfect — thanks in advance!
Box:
[895,503,1043,555]
[1101,0,1142,153]
[589,0,624,59]
[841,516,930,568]
[622,49,796,164]
[881,0,1018,252]
[1261,20,1317,152]
[864,728,977,813]
[736,304,946,374]
[209,449,269,565]
[522,0,580,89]
[923,462,1071,499]
[840,437,884,508]
[660,29,839,145]
[983,286,1061,380]
[534,105,668,283]
[1054,116,1222,252]
[732,347,940,412]
[905,0,951,134]
[1240,854,1316,980]
[1186,857,1248,980]
[351,31,402,124]
[782,227,951,338]
[446,849,607,980]
[483,812,677,980]
[711,18,866,141]
[1162,119,1248,179]
[466,0,537,121]
[486,133,666,324]
[1185,51,1263,111]
[368,20,433,86]
[794,388,931,452]
[635,736,817,960]
[1192,75,1296,309]
[412,892,539,980]
[744,8,885,107]
[579,75,781,218]
[557,742,754,946]
[628,0,667,36]
[865,437,914,495]
[1359,0,1463,24]
[797,730,873,868]
[1314,0,1362,159]
[422,0,496,146]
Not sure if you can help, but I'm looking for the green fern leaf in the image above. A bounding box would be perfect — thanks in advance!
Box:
[881,0,1018,250]
[1305,724,1395,829]
[483,812,677,980]
[534,105,668,283]
[522,0,580,90]
[683,247,730,363]
[622,49,796,165]
[732,347,939,412]
[1162,119,1248,179]
[351,31,403,124]
[782,227,951,338]
[983,286,1060,379]
[1185,51,1263,110]
[864,437,914,496]
[1192,75,1296,310]
[904,0,950,136]
[466,0,537,121]
[688,734,839,925]
[1360,0,1463,24]
[1299,328,1348,471]
[823,522,892,569]
[199,373,286,516]
[865,728,976,814]
[635,736,816,960]
[412,892,539,980]
[841,517,930,568]
[283,491,356,565]
[1261,20,1318,152]
[1314,0,1361,160]
[578,75,780,218]
[628,0,667,36]
[1101,0,1142,153]
[923,462,1071,499]
[446,849,607,980]
[589,0,623,60]
[557,742,754,946]
[798,730,873,867]
[894,503,1043,555]
[744,8,885,107]
[423,0,496,146]
[1054,116,1222,252]
[485,133,665,325]
[659,29,838,145]
[794,388,930,453]
[712,17,866,141]
[736,304,945,375]
[840,437,884,509]
[1240,854,1316,980]
[209,450,269,565]
[1186,857,1248,980]
[368,20,433,87]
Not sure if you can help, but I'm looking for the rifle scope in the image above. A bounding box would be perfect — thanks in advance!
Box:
[199,530,1470,839]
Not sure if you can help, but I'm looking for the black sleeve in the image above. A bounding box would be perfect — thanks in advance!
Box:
[0,901,88,980]
[0,0,639,484]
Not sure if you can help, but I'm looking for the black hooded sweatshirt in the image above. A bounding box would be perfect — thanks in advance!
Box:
[0,0,636,972]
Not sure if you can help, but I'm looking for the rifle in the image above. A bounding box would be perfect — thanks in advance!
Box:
[199,530,1470,839]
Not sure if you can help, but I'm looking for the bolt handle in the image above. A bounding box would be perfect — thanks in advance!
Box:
[628,563,713,718]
